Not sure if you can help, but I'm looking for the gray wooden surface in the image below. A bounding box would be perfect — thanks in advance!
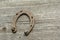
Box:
[0,0,60,40]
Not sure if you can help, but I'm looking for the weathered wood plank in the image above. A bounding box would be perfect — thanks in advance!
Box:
[0,0,60,40]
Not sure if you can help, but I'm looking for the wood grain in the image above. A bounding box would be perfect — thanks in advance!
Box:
[0,0,60,40]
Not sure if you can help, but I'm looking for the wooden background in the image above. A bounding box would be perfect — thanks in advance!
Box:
[0,0,60,40]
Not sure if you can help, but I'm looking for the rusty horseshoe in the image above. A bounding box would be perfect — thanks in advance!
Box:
[11,10,35,36]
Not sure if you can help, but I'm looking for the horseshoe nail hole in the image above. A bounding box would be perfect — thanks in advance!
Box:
[31,16,33,19]
[20,10,23,12]
[16,13,18,15]
[30,25,32,27]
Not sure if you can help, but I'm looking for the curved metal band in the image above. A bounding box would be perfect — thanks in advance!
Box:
[11,10,35,36]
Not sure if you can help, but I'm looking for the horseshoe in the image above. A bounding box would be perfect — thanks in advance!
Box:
[11,10,35,36]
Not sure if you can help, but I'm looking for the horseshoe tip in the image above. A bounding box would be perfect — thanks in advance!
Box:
[24,31,29,36]
[11,28,17,33]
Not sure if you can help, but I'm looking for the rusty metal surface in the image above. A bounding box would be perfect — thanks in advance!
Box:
[11,10,35,36]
